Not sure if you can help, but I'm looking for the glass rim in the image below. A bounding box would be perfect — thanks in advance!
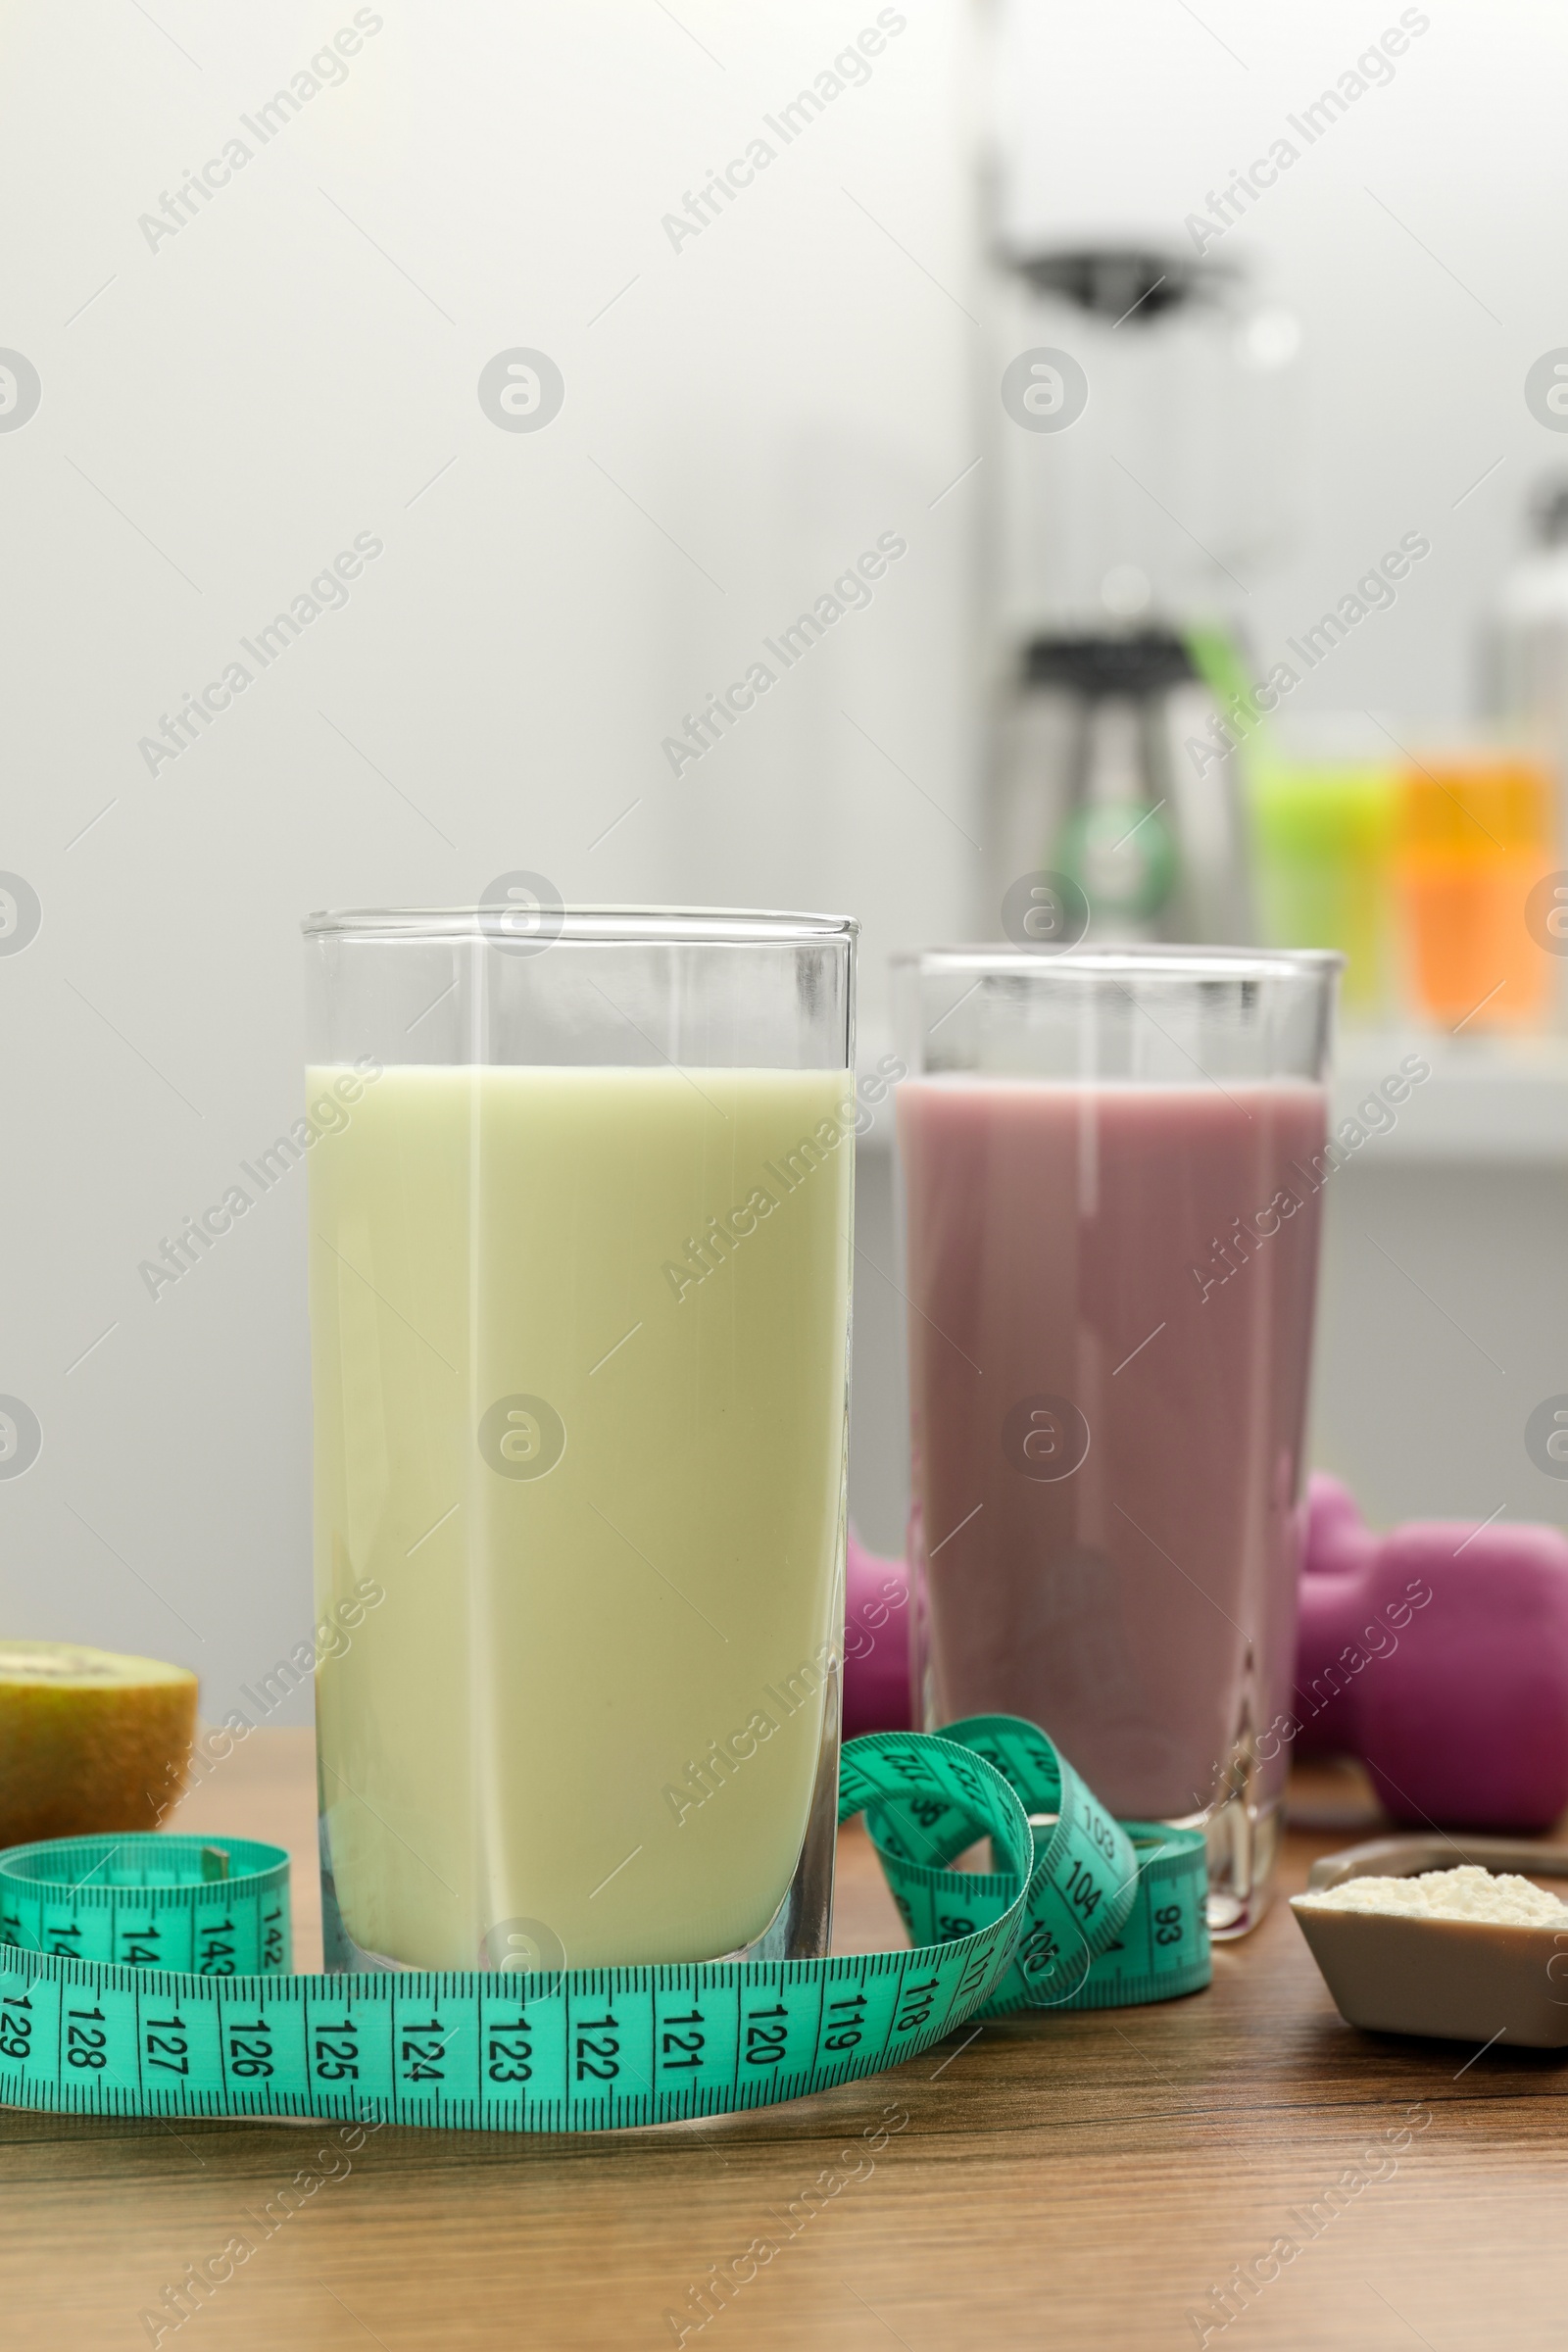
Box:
[893,943,1344,982]
[302,905,859,945]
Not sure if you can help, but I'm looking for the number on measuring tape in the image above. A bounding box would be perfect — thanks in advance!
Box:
[0,1725,1207,2131]
[489,2016,532,2083]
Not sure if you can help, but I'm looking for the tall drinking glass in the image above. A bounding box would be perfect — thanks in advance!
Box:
[893,945,1340,1934]
[304,906,856,1972]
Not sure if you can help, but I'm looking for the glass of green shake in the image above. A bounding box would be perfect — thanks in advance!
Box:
[303,905,856,1973]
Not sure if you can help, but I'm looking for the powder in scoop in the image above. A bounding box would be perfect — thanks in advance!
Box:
[1298,1863,1568,1926]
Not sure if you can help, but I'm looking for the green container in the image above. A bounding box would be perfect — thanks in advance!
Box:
[1249,757,1398,1018]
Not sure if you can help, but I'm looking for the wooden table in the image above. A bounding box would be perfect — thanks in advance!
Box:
[4,1732,1564,2349]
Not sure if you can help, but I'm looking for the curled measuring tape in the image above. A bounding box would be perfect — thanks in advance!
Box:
[0,1719,1207,2132]
[870,1716,1210,2015]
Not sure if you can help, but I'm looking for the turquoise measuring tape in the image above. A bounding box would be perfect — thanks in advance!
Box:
[0,1718,1207,2131]
[869,1716,1210,2014]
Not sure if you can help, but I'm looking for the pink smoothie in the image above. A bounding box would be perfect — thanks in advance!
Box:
[899,1078,1328,1823]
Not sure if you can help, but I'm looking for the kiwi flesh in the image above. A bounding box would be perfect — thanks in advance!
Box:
[0,1642,198,1848]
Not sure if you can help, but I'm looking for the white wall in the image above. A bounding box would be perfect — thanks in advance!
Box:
[998,0,1568,723]
[1,0,976,1720]
[8,0,1565,1714]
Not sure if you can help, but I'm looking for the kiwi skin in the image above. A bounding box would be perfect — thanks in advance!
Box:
[0,1644,199,1847]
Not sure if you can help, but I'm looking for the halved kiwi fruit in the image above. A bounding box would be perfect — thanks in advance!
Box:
[0,1642,198,1848]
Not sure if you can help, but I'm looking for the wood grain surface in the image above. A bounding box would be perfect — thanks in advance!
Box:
[3,1731,1563,2350]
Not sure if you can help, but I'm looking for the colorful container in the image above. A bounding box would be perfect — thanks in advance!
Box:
[1395,754,1553,1031]
[1250,757,1399,1020]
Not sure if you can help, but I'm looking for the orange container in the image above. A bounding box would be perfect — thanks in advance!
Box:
[1395,754,1554,1030]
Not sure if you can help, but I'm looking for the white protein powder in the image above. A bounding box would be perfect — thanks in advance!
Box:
[1298,1863,1568,1926]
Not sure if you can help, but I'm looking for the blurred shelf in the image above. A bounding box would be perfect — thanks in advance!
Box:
[855,1032,1568,1164]
[1335,1031,1568,1165]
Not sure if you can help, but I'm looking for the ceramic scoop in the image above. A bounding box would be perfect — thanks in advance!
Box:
[1293,1833,1568,2047]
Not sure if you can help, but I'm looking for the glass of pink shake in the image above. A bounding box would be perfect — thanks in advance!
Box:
[893,946,1341,1935]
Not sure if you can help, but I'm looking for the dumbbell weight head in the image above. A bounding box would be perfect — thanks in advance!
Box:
[843,1528,912,1739]
[1295,1475,1379,1756]
[1359,1520,1568,1834]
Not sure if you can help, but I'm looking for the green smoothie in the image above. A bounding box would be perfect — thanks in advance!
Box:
[308,1063,854,1969]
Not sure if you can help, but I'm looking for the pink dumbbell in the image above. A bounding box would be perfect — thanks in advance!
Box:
[841,1528,912,1739]
[1296,1474,1568,1832]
